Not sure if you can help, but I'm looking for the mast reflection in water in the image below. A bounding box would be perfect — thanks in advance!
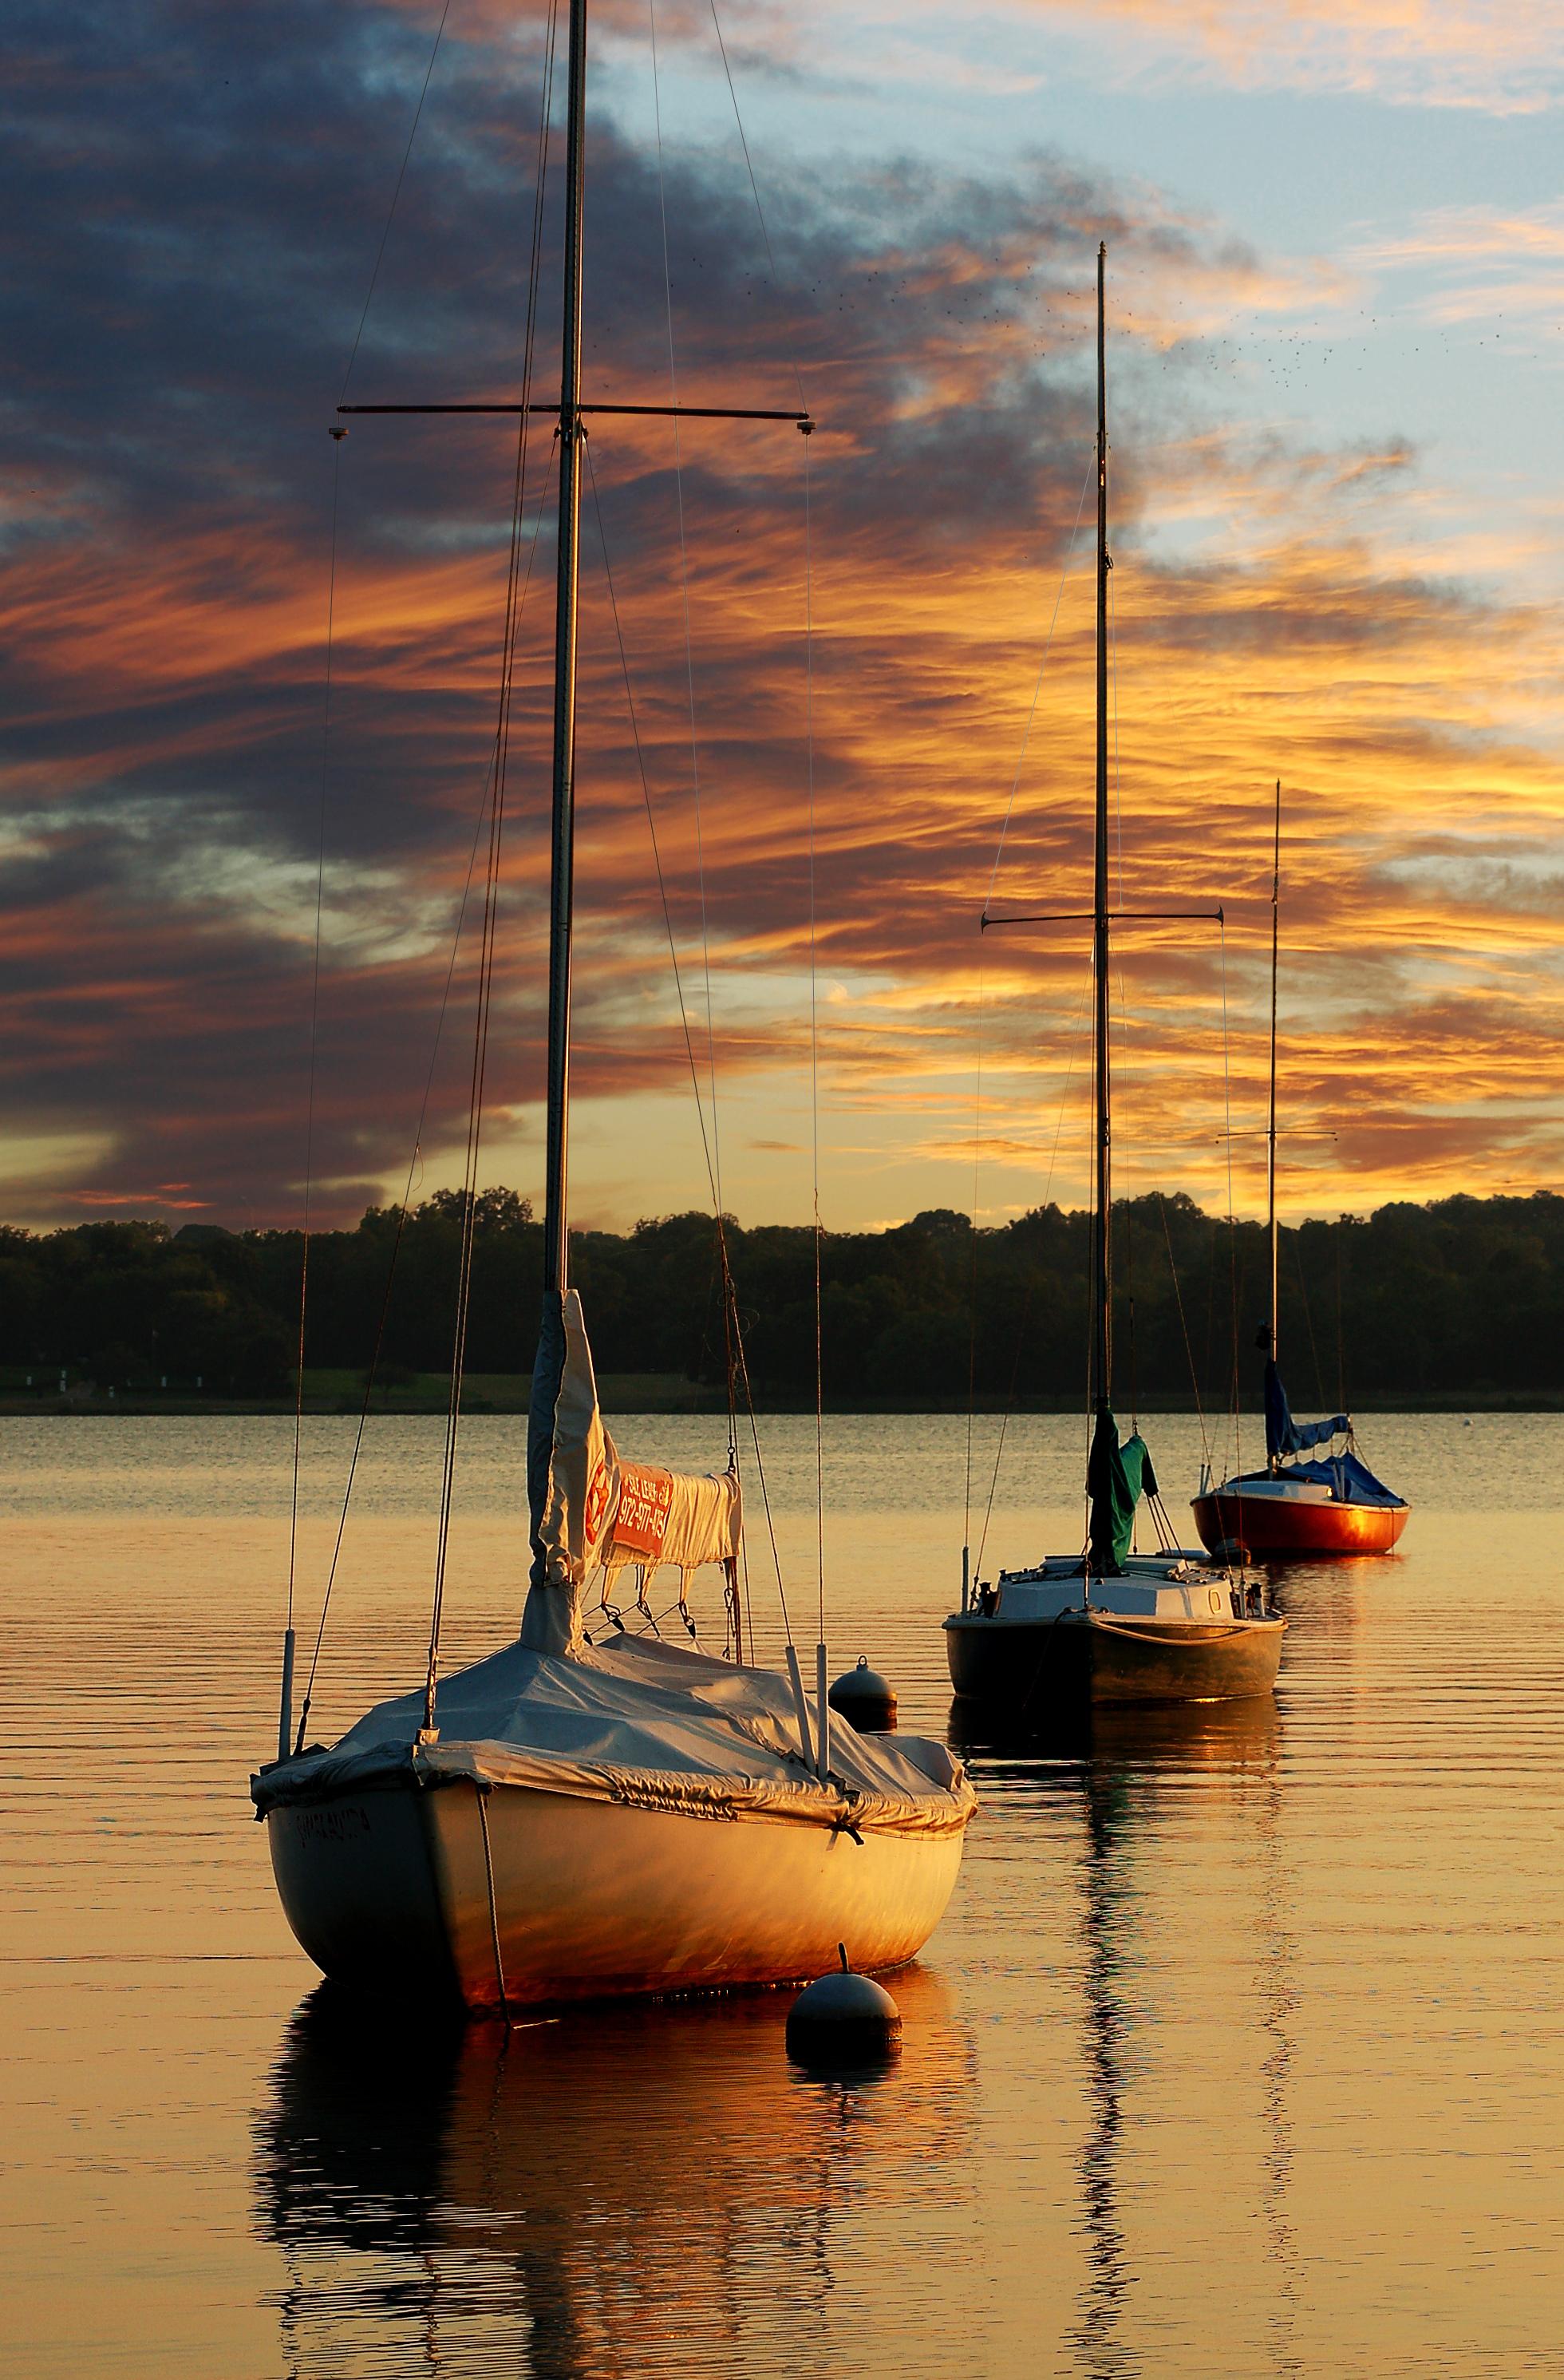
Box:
[952,1696,1297,2380]
[255,1974,975,2379]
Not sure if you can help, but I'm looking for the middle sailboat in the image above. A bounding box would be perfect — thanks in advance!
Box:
[943,246,1285,1713]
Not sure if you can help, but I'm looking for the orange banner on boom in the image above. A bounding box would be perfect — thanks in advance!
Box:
[612,1462,674,1558]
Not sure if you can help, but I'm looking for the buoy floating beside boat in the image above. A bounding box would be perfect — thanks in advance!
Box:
[786,1945,902,2068]
[829,1657,898,1733]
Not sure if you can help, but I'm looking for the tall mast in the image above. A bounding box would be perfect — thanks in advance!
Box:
[1092,242,1112,1411]
[542,0,588,1299]
[1266,777,1281,1424]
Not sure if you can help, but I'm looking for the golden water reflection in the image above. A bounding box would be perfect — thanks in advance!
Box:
[10,1431,1564,2376]
[952,1692,1298,2380]
[258,1971,977,2379]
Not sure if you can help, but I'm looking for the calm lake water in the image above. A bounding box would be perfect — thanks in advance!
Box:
[4,1409,1562,2378]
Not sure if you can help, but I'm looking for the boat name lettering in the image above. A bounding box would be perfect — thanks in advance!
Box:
[292,1804,372,1844]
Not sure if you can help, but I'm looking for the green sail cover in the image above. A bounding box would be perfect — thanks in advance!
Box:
[1088,1405,1159,1572]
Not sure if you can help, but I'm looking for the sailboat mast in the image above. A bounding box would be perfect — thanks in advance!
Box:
[1267,778,1280,1370]
[1092,241,1112,1410]
[542,0,589,1299]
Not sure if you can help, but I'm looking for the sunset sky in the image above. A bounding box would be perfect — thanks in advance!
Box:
[2,0,1561,1235]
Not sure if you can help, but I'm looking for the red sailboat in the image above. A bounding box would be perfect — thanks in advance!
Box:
[1191,787,1409,1561]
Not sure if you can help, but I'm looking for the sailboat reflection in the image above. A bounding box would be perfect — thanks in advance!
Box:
[948,1691,1283,1769]
[954,1694,1297,2378]
[256,1972,974,2378]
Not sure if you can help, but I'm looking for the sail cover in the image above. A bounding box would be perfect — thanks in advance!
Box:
[255,1628,974,1838]
[1088,1405,1158,1573]
[523,1288,741,1658]
[1274,1449,1405,1508]
[1264,1359,1349,1460]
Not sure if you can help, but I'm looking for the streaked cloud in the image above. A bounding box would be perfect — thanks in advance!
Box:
[1352,198,1564,338]
[871,0,1564,115]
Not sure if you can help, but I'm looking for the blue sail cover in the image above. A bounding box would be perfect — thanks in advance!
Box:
[1264,1359,1349,1460]
[1278,1451,1406,1510]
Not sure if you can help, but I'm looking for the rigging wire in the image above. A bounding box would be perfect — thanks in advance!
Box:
[705,0,807,416]
[1293,1232,1329,1413]
[804,432,824,1646]
[962,949,984,1572]
[982,457,1096,916]
[645,0,807,1655]
[1110,536,1124,911]
[1156,1189,1213,1475]
[648,0,725,1223]
[286,0,555,1726]
[704,0,830,1665]
[424,430,540,1730]
[294,441,559,1747]
[971,952,1095,1583]
[584,452,721,1224]
[584,442,792,1651]
[585,443,760,1659]
[281,0,456,1722]
[1102,568,1222,1491]
[339,0,456,404]
[1105,548,1134,1437]
[286,429,346,1642]
[425,0,560,1732]
[1219,915,1243,1483]
[963,450,1095,1548]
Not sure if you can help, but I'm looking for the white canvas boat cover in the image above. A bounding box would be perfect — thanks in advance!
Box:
[253,1631,974,1839]
[523,1289,741,1658]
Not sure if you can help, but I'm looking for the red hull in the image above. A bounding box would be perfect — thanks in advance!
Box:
[1191,1488,1408,1559]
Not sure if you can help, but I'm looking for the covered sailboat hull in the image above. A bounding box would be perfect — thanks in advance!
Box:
[1191,1484,1408,1558]
[944,1607,1285,1710]
[266,1762,967,2010]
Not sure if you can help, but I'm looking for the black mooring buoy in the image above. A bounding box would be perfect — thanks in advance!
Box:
[1211,1536,1250,1568]
[828,1655,898,1733]
[785,1943,902,2067]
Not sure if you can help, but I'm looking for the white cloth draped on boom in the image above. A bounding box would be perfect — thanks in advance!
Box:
[521,1288,741,1658]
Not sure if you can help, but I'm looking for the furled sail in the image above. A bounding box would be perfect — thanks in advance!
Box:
[1263,1358,1349,1461]
[523,1288,741,1658]
[1087,1403,1158,1574]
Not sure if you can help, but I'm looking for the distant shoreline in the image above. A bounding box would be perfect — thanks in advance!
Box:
[2,1387,1558,1418]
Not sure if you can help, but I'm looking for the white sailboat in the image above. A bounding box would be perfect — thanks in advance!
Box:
[253,0,974,2011]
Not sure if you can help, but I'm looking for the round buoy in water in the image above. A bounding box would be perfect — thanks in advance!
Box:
[1210,1536,1250,1568]
[786,1945,901,2068]
[828,1655,897,1733]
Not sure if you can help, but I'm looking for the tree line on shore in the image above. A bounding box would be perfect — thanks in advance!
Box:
[1,1185,1560,1405]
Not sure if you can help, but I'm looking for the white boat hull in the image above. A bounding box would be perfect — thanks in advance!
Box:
[268,1769,967,2011]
